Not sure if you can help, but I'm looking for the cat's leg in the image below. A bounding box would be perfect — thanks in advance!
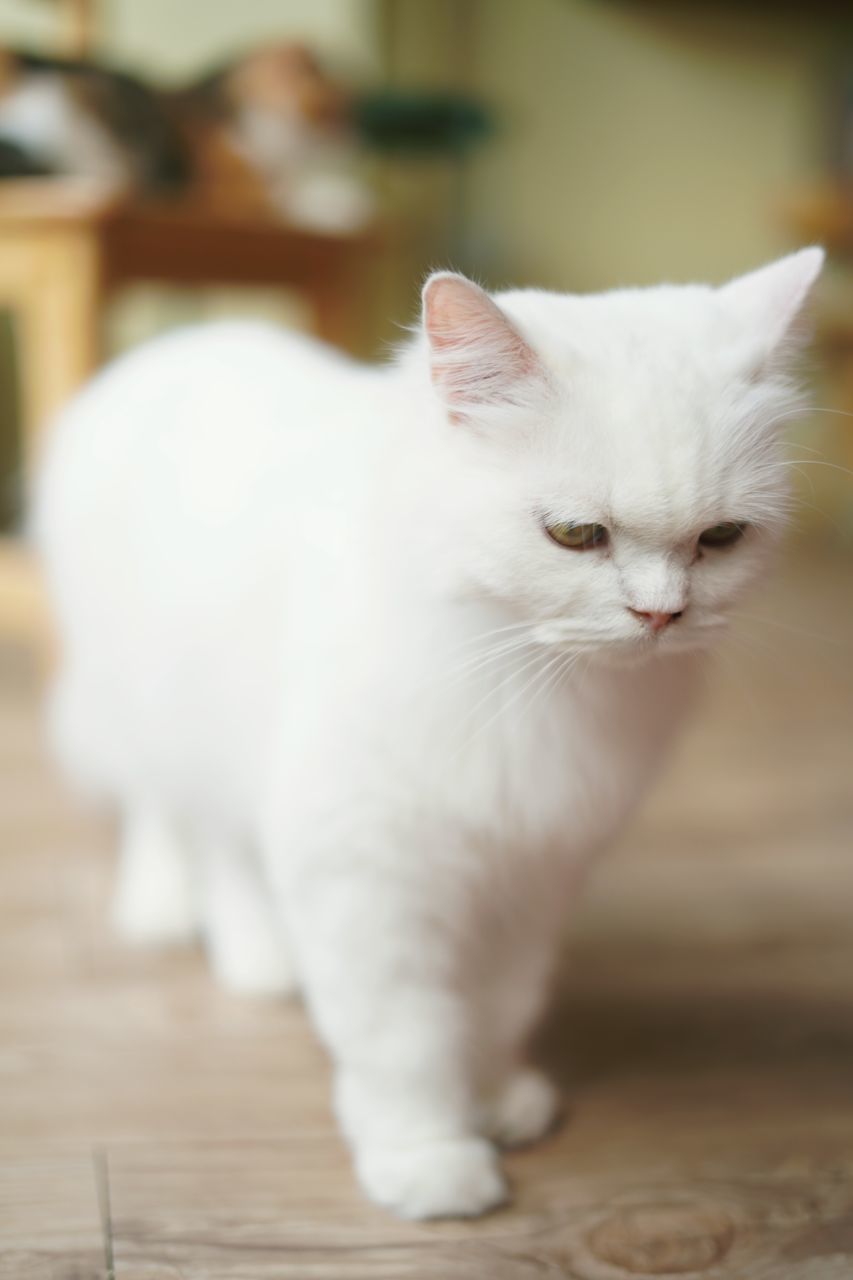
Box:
[476,935,564,1148]
[281,854,507,1220]
[50,667,199,947]
[479,1067,563,1149]
[201,840,297,997]
[112,810,199,946]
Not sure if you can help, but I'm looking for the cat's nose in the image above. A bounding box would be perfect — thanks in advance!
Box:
[628,608,683,634]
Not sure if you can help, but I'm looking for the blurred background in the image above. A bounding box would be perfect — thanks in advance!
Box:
[2,3,853,1268]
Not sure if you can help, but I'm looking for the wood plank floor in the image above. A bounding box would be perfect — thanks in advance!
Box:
[2,553,853,1278]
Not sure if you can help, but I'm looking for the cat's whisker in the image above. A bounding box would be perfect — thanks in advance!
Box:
[796,406,853,421]
[787,442,829,457]
[443,635,534,677]
[436,635,539,691]
[438,622,618,694]
[450,646,558,764]
[449,645,548,742]
[780,458,853,481]
[544,650,586,710]
[527,649,576,723]
[488,648,572,750]
[784,463,819,501]
[445,620,539,656]
[765,405,853,433]
[448,627,535,665]
[492,650,572,761]
[432,623,540,680]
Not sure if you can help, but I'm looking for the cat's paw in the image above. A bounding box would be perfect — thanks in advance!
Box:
[112,865,198,947]
[112,815,199,947]
[113,888,198,947]
[481,1067,563,1149]
[207,928,297,997]
[356,1137,508,1220]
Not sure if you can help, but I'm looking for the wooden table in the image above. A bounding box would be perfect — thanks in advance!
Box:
[0,180,385,642]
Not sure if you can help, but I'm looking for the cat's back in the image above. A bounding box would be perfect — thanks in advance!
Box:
[35,321,381,816]
[36,320,374,565]
[40,319,361,487]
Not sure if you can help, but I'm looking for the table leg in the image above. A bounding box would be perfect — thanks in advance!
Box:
[0,226,102,645]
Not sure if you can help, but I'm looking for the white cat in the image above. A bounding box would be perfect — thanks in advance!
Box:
[35,249,822,1219]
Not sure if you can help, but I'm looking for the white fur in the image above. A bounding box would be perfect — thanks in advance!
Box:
[34,249,822,1218]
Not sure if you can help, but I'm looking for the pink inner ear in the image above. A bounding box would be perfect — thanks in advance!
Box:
[423,274,540,419]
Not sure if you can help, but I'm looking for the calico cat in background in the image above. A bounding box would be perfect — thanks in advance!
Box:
[0,46,189,191]
[35,249,823,1219]
[172,43,375,230]
[0,42,374,230]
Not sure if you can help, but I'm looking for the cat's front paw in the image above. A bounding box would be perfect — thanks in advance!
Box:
[481,1067,563,1148]
[112,816,198,948]
[207,930,297,997]
[356,1137,508,1220]
[112,871,198,947]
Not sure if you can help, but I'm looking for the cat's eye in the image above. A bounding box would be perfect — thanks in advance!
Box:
[545,521,608,551]
[698,522,748,549]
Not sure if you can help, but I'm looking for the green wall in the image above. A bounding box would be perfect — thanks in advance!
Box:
[463,0,829,289]
[0,0,379,78]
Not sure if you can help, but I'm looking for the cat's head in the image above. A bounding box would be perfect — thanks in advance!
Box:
[418,250,823,660]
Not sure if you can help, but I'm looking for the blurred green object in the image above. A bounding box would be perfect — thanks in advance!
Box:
[354,92,493,155]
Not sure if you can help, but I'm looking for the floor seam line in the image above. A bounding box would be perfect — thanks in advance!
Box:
[92,1145,116,1280]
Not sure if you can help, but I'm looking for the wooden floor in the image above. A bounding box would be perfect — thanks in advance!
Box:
[2,553,853,1279]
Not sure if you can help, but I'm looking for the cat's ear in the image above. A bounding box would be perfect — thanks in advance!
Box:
[422,272,542,424]
[717,247,824,364]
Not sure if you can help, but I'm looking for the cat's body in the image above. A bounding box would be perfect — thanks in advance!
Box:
[35,254,822,1218]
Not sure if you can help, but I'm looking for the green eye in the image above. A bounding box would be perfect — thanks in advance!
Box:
[545,521,608,551]
[699,522,747,549]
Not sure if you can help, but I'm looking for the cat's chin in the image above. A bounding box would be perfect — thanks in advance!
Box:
[552,633,715,670]
[576,644,663,671]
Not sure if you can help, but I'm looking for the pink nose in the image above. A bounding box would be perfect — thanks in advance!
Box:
[629,608,683,634]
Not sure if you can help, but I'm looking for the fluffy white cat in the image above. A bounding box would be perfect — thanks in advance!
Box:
[35,249,822,1218]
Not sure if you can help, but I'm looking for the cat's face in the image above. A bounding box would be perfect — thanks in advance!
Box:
[422,251,822,660]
